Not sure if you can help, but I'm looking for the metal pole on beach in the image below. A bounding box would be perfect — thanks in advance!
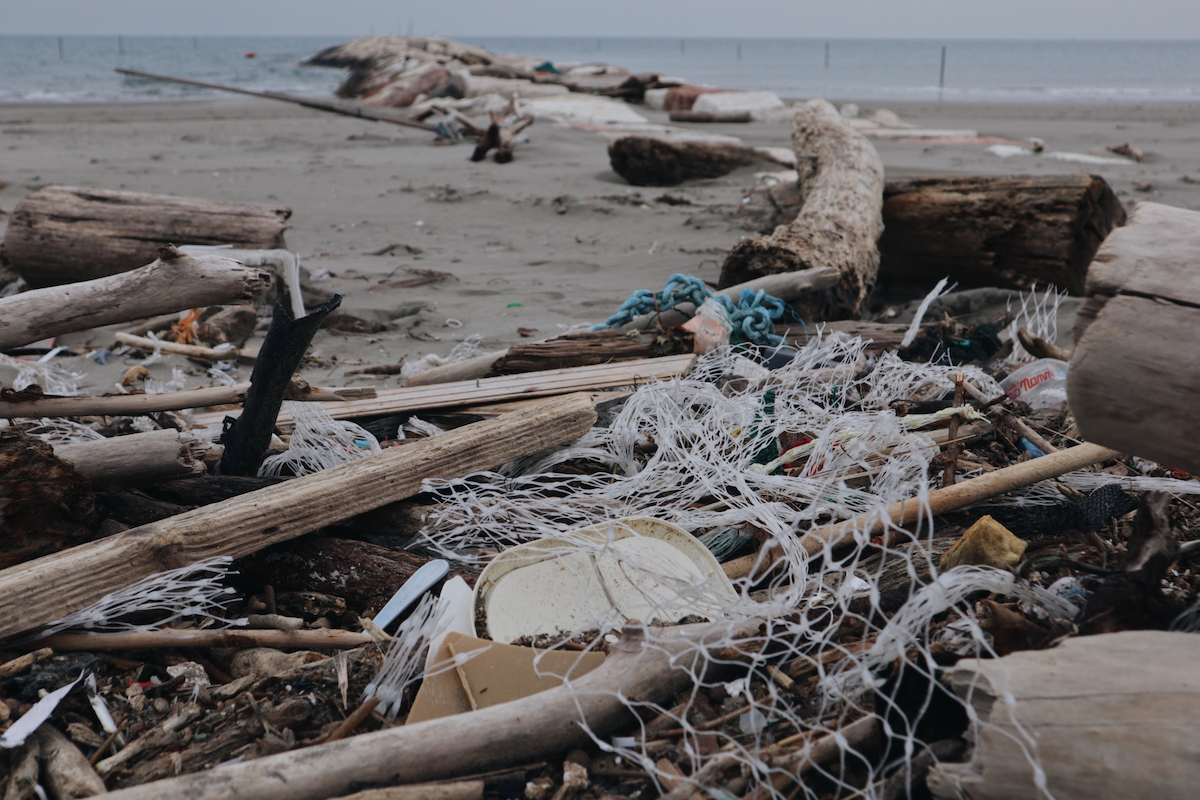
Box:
[680,38,685,54]
[939,45,947,100]
[737,43,742,60]
[58,36,64,60]
[825,41,830,69]
[118,35,125,55]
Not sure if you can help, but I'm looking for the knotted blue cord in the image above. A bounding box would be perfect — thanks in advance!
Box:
[591,273,797,347]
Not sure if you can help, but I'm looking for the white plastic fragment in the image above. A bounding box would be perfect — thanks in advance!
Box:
[0,674,85,748]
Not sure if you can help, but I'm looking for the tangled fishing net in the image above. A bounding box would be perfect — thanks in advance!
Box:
[349,327,1159,799]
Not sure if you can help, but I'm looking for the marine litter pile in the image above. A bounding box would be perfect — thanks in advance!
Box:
[2,38,1200,800]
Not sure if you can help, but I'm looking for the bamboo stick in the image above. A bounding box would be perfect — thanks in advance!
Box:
[723,441,1120,579]
[0,393,597,641]
[0,245,271,351]
[114,332,245,362]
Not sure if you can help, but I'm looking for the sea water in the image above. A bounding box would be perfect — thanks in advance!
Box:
[2,34,1198,104]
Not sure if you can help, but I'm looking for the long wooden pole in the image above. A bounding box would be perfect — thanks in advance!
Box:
[115,68,437,131]
[0,393,596,641]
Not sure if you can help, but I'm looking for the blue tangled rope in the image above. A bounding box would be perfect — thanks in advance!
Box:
[591,273,796,347]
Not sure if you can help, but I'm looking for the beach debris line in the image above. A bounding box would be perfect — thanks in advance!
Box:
[608,135,791,187]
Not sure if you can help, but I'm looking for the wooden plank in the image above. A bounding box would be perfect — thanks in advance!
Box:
[0,393,597,641]
[1084,201,1200,305]
[188,354,694,431]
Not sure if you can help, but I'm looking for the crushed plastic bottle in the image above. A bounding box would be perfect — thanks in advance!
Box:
[1000,358,1069,410]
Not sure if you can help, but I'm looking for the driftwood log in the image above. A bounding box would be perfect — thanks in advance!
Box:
[0,244,271,352]
[929,631,1200,800]
[1068,202,1200,472]
[488,330,670,375]
[55,428,207,492]
[751,174,1125,294]
[719,100,885,320]
[608,136,779,186]
[0,393,596,641]
[100,620,760,800]
[2,186,290,287]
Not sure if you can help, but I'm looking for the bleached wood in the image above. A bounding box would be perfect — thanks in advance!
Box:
[0,245,272,351]
[115,331,246,362]
[0,393,597,641]
[189,355,694,431]
[36,627,373,651]
[0,381,374,419]
[719,100,885,319]
[929,631,1200,800]
[99,620,761,800]
[1069,202,1200,473]
[3,186,289,287]
[55,429,206,491]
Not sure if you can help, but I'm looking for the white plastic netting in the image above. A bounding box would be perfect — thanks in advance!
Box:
[259,400,381,477]
[362,333,1091,799]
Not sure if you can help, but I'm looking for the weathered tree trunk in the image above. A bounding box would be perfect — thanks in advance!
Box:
[0,393,596,641]
[878,174,1126,293]
[929,631,1200,800]
[0,244,271,351]
[1068,202,1200,473]
[487,330,672,376]
[608,136,770,187]
[719,100,885,320]
[1,185,290,287]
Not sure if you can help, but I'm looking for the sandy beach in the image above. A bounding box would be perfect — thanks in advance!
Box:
[2,97,1199,392]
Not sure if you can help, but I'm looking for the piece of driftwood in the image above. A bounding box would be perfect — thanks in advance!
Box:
[0,380,374,419]
[217,297,342,476]
[608,136,776,187]
[114,68,437,131]
[0,431,97,570]
[928,631,1200,800]
[746,174,1125,295]
[407,270,835,387]
[724,441,1118,579]
[35,627,372,651]
[0,244,271,351]
[55,428,206,492]
[2,188,289,288]
[488,330,669,376]
[0,393,596,641]
[1016,326,1072,361]
[234,536,458,616]
[1069,202,1200,473]
[719,100,885,320]
[190,355,693,431]
[31,725,107,799]
[668,110,752,123]
[878,175,1126,293]
[470,115,534,163]
[114,332,248,362]
[98,620,760,800]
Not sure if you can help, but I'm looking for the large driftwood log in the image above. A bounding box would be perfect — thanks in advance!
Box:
[1,185,290,288]
[0,245,271,351]
[1068,202,1200,472]
[879,174,1125,293]
[719,100,885,320]
[929,631,1200,800]
[608,136,776,187]
[55,429,207,492]
[488,330,668,376]
[752,174,1125,294]
[100,620,760,800]
[0,393,596,641]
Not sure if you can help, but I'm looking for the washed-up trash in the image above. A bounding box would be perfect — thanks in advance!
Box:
[939,515,1027,572]
[0,673,85,748]
[406,632,605,724]
[372,559,451,634]
[473,517,736,644]
[1000,357,1069,409]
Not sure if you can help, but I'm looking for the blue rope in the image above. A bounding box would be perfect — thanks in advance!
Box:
[591,273,795,347]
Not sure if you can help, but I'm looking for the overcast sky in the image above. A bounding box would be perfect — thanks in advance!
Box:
[5,0,1200,39]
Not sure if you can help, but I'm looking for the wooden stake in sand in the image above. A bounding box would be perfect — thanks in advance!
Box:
[0,393,597,641]
[719,99,885,320]
[0,245,271,351]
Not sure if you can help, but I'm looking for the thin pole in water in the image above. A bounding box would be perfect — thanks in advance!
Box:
[58,36,64,60]
[680,38,685,54]
[193,37,198,51]
[824,41,830,69]
[597,38,601,51]
[737,43,742,60]
[939,45,947,100]
[118,35,124,55]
